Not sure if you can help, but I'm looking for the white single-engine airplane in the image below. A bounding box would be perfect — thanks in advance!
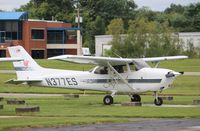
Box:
[0,46,188,106]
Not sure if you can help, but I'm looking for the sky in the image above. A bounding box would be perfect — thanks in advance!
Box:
[0,0,200,11]
[0,0,29,11]
[134,0,200,11]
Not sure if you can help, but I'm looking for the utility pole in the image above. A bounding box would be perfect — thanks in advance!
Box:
[77,7,80,28]
[75,0,82,28]
[75,0,82,55]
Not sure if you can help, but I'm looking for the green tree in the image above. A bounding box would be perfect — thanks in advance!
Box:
[165,2,200,32]
[80,0,136,24]
[165,4,185,14]
[107,17,182,58]
[84,16,105,53]
[183,40,197,57]
[17,0,75,22]
[168,13,190,31]
[135,7,157,21]
[193,12,200,31]
[106,18,125,35]
[79,0,137,53]
[104,18,125,57]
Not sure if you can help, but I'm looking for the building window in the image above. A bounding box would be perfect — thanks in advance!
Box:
[47,49,64,58]
[66,30,77,44]
[0,21,22,41]
[31,29,44,39]
[0,50,6,57]
[5,32,17,40]
[47,30,65,44]
[32,50,44,59]
[0,31,5,43]
[67,30,77,40]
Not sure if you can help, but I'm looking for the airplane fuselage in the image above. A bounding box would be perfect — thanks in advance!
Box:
[30,67,175,94]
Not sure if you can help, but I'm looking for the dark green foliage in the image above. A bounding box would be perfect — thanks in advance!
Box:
[165,3,200,32]
[106,18,183,58]
[17,0,75,22]
[79,0,137,53]
[165,4,185,14]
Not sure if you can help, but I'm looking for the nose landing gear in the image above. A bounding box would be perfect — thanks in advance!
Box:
[154,92,163,106]
[131,94,141,102]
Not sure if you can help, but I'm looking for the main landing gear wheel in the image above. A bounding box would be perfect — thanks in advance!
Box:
[131,94,141,102]
[154,97,163,106]
[103,95,113,105]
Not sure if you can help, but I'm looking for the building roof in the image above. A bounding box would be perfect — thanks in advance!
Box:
[28,19,64,23]
[47,28,80,31]
[0,12,28,21]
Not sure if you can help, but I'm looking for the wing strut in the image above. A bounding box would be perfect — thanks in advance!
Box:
[107,62,136,92]
[153,61,160,68]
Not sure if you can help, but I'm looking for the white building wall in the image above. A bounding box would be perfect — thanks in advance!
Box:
[95,35,113,56]
[95,33,200,56]
[178,32,200,49]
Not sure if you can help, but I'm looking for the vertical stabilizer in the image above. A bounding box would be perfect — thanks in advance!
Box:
[8,46,43,80]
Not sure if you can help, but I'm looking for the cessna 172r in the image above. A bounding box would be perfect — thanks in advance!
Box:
[0,46,188,106]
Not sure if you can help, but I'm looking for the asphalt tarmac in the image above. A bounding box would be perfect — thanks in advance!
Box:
[21,118,200,131]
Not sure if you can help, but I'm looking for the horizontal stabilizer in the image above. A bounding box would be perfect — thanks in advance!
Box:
[5,79,42,85]
[0,57,24,62]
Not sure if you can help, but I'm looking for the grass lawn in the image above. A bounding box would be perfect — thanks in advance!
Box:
[0,116,127,131]
[157,58,200,72]
[164,76,200,95]
[0,95,200,131]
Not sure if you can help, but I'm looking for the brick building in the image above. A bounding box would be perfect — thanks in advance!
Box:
[0,12,82,58]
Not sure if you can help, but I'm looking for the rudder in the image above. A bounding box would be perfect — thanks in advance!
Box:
[8,46,43,80]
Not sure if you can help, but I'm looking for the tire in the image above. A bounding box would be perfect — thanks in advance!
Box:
[131,94,141,102]
[103,95,113,105]
[154,97,163,106]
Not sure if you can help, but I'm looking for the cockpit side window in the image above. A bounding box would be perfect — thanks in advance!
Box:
[93,65,135,74]
[129,63,137,71]
[113,65,124,73]
[94,66,108,74]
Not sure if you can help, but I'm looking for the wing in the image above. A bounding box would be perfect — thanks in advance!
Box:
[140,56,188,62]
[48,55,133,66]
[48,55,188,67]
[0,57,24,62]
